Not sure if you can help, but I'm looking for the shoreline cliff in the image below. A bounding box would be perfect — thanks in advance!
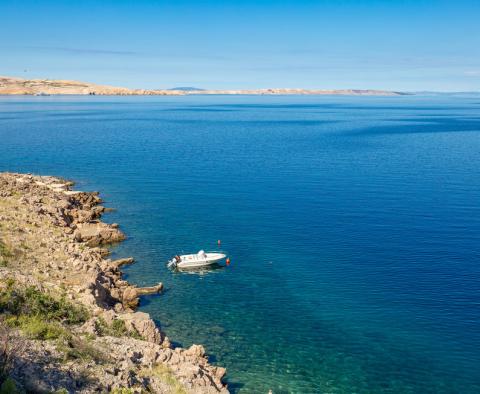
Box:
[0,172,228,393]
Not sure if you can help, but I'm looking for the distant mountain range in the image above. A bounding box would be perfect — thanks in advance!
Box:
[0,76,406,96]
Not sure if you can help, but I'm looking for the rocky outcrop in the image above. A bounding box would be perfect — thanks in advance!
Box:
[6,332,226,393]
[0,172,228,393]
[121,312,166,345]
[74,222,126,246]
[111,257,135,268]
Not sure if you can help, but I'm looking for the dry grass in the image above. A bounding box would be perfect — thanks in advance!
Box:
[141,363,187,394]
[0,241,12,267]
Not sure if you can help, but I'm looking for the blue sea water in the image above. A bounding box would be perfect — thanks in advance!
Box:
[1,95,479,393]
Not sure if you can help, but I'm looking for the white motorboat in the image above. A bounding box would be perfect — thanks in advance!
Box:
[168,250,226,270]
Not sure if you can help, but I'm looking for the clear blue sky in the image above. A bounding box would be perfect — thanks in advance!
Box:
[1,0,479,91]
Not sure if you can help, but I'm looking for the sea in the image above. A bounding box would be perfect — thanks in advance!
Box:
[1,94,479,393]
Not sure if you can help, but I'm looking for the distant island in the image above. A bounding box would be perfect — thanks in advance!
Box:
[169,86,206,92]
[0,76,406,96]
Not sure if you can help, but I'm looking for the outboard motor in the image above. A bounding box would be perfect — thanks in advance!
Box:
[167,258,177,269]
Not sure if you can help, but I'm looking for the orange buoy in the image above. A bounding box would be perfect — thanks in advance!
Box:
[226,257,231,266]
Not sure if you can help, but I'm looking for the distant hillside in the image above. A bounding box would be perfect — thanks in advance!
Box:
[0,76,405,96]
[187,88,406,96]
[0,76,182,96]
[413,91,480,96]
[169,86,205,91]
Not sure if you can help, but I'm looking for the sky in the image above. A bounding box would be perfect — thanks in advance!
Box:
[1,0,479,91]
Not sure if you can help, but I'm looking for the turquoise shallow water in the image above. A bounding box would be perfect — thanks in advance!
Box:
[1,95,479,393]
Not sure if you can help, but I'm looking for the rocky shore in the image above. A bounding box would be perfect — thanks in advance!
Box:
[0,172,228,393]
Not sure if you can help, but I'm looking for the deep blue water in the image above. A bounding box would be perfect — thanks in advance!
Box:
[1,95,479,393]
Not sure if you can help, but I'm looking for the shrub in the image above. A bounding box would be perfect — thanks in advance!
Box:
[21,287,89,325]
[0,377,19,394]
[0,282,89,342]
[142,364,186,394]
[129,329,143,340]
[111,388,135,394]
[94,317,112,336]
[58,335,110,364]
[6,315,65,340]
[0,281,20,314]
[0,282,89,326]
[95,317,142,339]
[110,319,129,336]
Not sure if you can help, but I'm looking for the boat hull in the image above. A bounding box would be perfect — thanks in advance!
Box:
[168,252,226,270]
[177,259,219,269]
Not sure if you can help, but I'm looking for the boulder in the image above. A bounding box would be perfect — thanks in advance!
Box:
[74,222,125,246]
[121,312,165,344]
[185,344,206,358]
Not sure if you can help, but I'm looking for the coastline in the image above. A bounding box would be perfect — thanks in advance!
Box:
[0,76,405,96]
[0,172,228,393]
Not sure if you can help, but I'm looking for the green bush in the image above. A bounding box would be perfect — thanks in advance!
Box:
[129,329,143,340]
[111,388,135,394]
[0,281,89,342]
[22,287,89,324]
[95,317,142,339]
[110,319,129,336]
[58,335,110,364]
[0,377,19,394]
[6,315,65,340]
[0,282,89,326]
[142,364,186,394]
[0,280,22,315]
